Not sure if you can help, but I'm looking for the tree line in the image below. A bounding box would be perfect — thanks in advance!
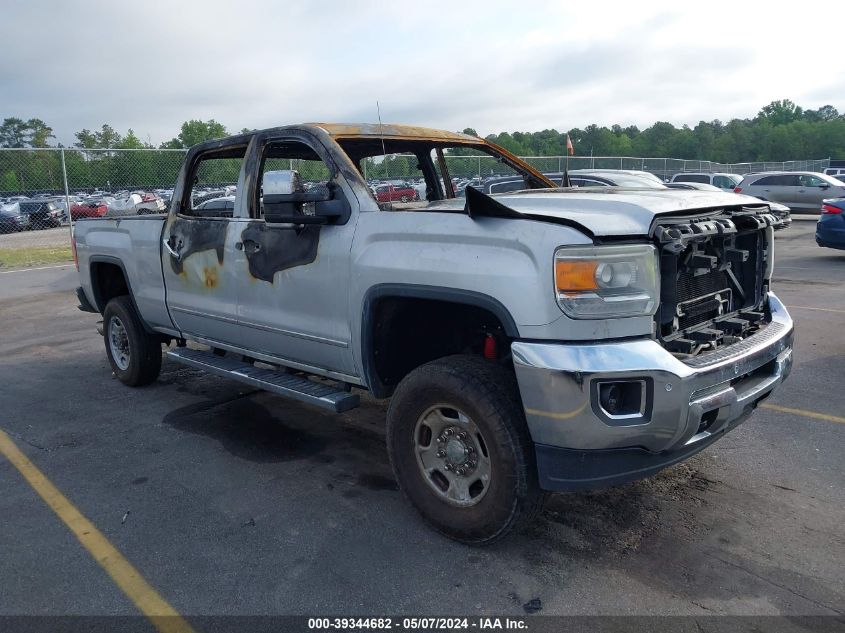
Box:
[3,100,843,160]
[475,100,844,162]
[2,100,843,192]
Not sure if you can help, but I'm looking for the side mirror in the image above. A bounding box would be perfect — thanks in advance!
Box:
[263,170,301,196]
[820,184,830,190]
[264,189,330,225]
[262,170,350,226]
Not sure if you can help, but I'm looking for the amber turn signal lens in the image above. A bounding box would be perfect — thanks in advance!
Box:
[555,260,599,292]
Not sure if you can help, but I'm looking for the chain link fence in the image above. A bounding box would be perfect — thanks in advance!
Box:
[0,147,831,267]
[0,148,187,267]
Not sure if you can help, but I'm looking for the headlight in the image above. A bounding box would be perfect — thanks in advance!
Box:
[554,244,659,318]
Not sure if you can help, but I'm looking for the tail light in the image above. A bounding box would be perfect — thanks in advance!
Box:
[483,334,497,360]
[822,204,843,214]
[71,230,79,271]
[733,187,742,193]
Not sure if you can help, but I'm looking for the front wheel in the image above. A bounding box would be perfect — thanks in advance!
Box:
[386,355,545,544]
[103,296,162,386]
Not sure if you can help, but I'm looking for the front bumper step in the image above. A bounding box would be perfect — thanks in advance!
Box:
[166,347,359,413]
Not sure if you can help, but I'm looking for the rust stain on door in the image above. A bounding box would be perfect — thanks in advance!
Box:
[203,266,219,288]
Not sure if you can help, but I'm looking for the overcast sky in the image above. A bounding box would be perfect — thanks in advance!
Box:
[3,0,845,146]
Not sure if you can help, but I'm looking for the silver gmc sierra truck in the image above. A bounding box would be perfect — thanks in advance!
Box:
[74,124,793,544]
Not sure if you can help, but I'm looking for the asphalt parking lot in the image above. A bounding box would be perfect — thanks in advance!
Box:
[0,218,843,620]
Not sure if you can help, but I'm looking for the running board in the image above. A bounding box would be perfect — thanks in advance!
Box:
[166,347,359,413]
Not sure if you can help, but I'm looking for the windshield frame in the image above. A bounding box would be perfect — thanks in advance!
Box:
[334,137,555,205]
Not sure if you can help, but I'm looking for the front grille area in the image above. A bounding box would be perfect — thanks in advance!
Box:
[653,208,781,357]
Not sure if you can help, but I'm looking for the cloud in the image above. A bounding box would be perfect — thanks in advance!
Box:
[2,0,844,146]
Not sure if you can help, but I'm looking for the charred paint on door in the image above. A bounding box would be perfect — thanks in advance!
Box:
[240,221,320,283]
[166,217,228,275]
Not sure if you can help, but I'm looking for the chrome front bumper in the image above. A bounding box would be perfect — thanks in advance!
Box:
[512,293,793,490]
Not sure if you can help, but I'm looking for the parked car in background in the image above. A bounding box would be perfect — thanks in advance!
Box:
[105,193,167,217]
[20,200,64,229]
[192,188,230,206]
[665,182,723,192]
[823,168,845,178]
[816,199,845,250]
[132,192,168,214]
[472,176,532,194]
[671,172,743,191]
[0,202,29,232]
[374,183,419,203]
[566,170,667,188]
[470,170,667,195]
[735,172,845,212]
[0,200,64,231]
[107,194,145,217]
[195,196,236,216]
[411,180,428,200]
[608,169,665,185]
[71,200,110,220]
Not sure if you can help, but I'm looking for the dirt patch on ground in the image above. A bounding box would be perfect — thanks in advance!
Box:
[515,456,717,582]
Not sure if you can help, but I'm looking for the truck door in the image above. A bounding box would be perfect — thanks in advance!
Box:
[234,134,358,378]
[160,144,249,343]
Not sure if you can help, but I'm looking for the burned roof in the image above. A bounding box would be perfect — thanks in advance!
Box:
[308,123,479,143]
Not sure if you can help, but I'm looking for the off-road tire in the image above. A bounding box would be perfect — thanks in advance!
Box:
[386,355,545,545]
[103,296,162,386]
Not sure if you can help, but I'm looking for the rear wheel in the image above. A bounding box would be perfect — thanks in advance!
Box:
[103,296,162,386]
[387,355,545,544]
[400,195,410,203]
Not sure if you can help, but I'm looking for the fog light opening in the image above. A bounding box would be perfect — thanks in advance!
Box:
[598,380,645,418]
[698,409,719,434]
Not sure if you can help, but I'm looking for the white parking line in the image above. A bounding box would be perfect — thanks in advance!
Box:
[0,264,73,275]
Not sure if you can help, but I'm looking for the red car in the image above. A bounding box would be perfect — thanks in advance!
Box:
[71,201,109,220]
[374,184,419,203]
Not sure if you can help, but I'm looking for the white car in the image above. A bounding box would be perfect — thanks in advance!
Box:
[106,193,166,217]
[671,172,743,191]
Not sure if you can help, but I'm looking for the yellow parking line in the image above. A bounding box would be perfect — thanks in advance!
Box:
[0,428,197,633]
[761,403,845,425]
[786,305,845,314]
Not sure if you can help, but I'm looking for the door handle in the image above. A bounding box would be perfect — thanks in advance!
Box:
[163,237,182,260]
[241,239,260,253]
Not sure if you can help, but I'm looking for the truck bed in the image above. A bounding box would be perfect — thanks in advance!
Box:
[75,215,172,332]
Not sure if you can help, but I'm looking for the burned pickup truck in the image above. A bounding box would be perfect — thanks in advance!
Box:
[73,124,793,543]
